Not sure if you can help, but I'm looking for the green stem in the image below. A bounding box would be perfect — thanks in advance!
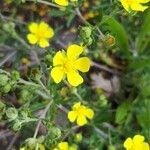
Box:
[33,98,54,138]
[37,79,51,96]
[19,79,39,87]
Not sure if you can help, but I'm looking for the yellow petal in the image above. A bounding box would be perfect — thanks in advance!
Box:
[133,135,145,144]
[124,138,133,149]
[43,27,54,38]
[73,102,81,110]
[120,0,130,12]
[67,44,83,60]
[139,0,150,2]
[53,51,66,66]
[68,111,77,122]
[131,3,148,11]
[39,22,49,32]
[54,0,69,6]
[39,39,49,48]
[85,108,94,119]
[143,142,150,150]
[77,115,87,126]
[51,67,65,83]
[27,34,38,44]
[67,71,83,86]
[58,142,69,150]
[75,57,90,72]
[28,22,38,33]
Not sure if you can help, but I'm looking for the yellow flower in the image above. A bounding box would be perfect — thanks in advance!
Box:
[51,44,90,86]
[54,0,78,6]
[27,22,54,48]
[54,142,77,150]
[54,0,68,6]
[120,0,150,12]
[68,102,94,126]
[124,135,150,150]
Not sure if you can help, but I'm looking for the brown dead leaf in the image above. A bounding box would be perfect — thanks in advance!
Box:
[90,73,120,94]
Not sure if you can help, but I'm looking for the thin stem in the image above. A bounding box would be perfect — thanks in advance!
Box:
[0,13,26,25]
[32,50,40,65]
[18,77,54,139]
[73,89,85,103]
[33,99,54,138]
[15,34,31,50]
[63,80,87,104]
[62,126,79,141]
[19,79,39,87]
[0,69,10,76]
[13,33,41,65]
[57,104,68,113]
[6,133,19,150]
[0,51,16,67]
[75,8,105,40]
[75,8,89,25]
[96,27,105,39]
[91,61,120,75]
[37,79,51,96]
[94,127,108,140]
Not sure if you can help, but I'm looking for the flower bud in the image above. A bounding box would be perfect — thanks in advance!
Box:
[0,74,9,86]
[75,133,82,142]
[51,127,61,138]
[104,34,115,47]
[108,145,116,150]
[6,107,18,120]
[3,84,11,93]
[3,22,16,37]
[59,87,69,97]
[20,109,28,119]
[21,90,31,101]
[45,54,53,64]
[13,119,22,131]
[81,26,92,37]
[80,26,93,46]
[11,71,20,81]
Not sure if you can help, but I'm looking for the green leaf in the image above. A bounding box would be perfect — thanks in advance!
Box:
[101,16,130,56]
[115,101,131,124]
[136,99,150,139]
[67,13,75,28]
[136,99,150,129]
[129,57,150,69]
[136,8,150,53]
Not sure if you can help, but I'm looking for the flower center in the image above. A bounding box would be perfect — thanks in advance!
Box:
[76,107,86,115]
[36,32,43,40]
[62,59,74,73]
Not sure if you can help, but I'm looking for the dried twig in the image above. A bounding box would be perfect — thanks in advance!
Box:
[91,61,121,75]
[0,51,16,67]
[6,132,20,150]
